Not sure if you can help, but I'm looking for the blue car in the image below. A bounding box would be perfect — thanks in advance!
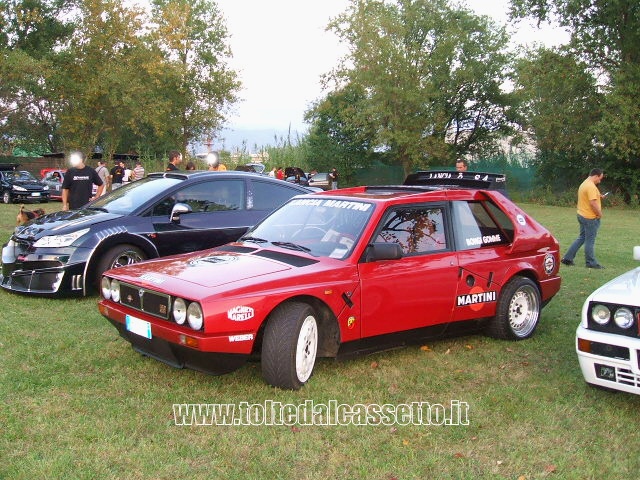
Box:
[1,170,312,296]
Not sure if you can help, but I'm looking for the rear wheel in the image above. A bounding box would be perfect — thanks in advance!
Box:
[261,302,318,390]
[485,276,541,340]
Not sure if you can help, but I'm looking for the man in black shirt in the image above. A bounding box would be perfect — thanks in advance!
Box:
[166,150,182,171]
[62,152,104,210]
[110,160,126,189]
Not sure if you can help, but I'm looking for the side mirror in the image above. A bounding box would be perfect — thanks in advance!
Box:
[364,242,403,262]
[170,202,192,223]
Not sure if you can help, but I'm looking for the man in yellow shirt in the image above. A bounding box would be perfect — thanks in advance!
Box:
[561,168,605,269]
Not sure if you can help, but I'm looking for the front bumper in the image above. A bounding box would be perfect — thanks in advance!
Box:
[576,325,640,394]
[99,301,252,376]
[1,240,88,295]
[11,191,49,202]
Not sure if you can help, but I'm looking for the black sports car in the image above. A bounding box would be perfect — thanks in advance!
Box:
[1,170,312,296]
[1,163,50,204]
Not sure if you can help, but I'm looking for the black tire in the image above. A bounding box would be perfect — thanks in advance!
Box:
[485,276,541,340]
[94,244,146,286]
[2,190,12,204]
[261,302,319,390]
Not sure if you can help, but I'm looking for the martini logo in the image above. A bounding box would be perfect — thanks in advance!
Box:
[228,306,255,322]
[457,287,497,312]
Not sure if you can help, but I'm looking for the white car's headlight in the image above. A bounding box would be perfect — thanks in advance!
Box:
[614,308,634,329]
[591,304,610,325]
[101,277,111,299]
[187,302,203,330]
[173,298,187,325]
[13,185,27,191]
[33,228,90,247]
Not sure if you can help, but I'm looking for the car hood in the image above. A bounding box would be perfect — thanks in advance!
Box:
[590,267,640,306]
[14,209,123,239]
[106,248,313,291]
[12,179,45,189]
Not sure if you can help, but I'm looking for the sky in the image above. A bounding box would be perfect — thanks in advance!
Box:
[213,0,569,148]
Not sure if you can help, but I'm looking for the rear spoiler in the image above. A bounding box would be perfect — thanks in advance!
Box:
[404,170,507,191]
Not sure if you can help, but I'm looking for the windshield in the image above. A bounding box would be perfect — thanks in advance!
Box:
[12,171,39,181]
[244,197,374,259]
[89,176,183,214]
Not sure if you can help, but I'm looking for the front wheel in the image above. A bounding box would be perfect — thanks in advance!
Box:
[485,276,541,340]
[261,302,319,390]
[94,244,146,287]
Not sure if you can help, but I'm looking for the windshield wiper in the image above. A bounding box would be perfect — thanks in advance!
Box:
[271,241,311,253]
[241,236,269,244]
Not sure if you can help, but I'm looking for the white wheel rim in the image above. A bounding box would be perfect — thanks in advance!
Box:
[508,285,539,337]
[295,315,318,383]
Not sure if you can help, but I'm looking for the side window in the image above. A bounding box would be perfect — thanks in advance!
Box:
[375,206,447,255]
[452,201,510,250]
[152,180,245,216]
[250,180,302,210]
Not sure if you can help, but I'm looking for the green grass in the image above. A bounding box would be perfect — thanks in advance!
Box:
[1,201,640,479]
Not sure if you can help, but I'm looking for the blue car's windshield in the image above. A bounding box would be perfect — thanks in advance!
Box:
[89,176,183,215]
[244,197,374,259]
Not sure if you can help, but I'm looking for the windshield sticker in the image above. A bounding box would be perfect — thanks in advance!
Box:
[289,198,371,211]
[457,289,497,312]
[465,234,502,247]
[140,273,165,285]
[228,306,255,321]
[229,334,254,342]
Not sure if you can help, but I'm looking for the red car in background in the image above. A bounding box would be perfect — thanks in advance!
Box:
[98,172,561,389]
[41,168,66,200]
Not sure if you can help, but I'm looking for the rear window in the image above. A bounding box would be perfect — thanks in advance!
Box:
[452,201,512,250]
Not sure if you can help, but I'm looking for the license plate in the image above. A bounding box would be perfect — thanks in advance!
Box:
[31,192,41,197]
[126,315,152,339]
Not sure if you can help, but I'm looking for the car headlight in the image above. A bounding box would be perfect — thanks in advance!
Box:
[101,277,111,299]
[614,308,634,329]
[43,186,49,191]
[173,297,187,325]
[187,302,203,330]
[110,279,121,302]
[13,185,27,191]
[33,228,90,247]
[591,304,610,325]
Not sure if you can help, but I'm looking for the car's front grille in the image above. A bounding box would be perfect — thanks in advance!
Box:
[616,367,640,388]
[119,282,171,320]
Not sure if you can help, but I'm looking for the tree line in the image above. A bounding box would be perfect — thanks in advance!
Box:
[2,0,639,201]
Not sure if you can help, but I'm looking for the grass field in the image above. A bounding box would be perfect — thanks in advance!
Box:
[1,200,639,479]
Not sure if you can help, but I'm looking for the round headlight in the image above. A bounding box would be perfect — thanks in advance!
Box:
[173,297,187,325]
[187,302,203,330]
[614,308,634,329]
[591,304,610,325]
[110,279,121,303]
[101,277,111,299]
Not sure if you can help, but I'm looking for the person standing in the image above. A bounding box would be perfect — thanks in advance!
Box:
[95,160,109,195]
[132,161,145,180]
[456,159,468,172]
[110,160,125,190]
[166,150,182,171]
[268,167,276,178]
[276,167,284,180]
[329,167,339,189]
[61,151,104,210]
[561,168,606,269]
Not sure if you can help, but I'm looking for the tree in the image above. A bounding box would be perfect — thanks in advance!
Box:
[326,0,513,174]
[151,0,240,156]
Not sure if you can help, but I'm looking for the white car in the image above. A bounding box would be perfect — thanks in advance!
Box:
[576,246,640,394]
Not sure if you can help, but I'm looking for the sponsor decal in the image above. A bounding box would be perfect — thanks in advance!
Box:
[347,316,356,329]
[544,253,555,274]
[189,255,237,267]
[516,214,526,226]
[457,287,497,312]
[229,334,254,343]
[289,198,371,211]
[228,306,255,322]
[140,273,165,284]
[465,234,502,247]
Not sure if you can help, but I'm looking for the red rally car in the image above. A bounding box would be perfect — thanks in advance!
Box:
[99,173,561,389]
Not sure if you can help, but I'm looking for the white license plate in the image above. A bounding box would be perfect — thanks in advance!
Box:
[126,315,152,339]
[31,192,41,197]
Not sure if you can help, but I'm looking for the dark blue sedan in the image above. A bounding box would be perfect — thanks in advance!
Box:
[1,171,312,296]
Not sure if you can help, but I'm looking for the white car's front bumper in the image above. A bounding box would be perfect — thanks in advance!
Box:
[576,325,640,394]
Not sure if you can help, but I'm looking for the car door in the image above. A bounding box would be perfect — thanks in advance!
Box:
[149,178,249,256]
[358,204,459,338]
[450,200,515,322]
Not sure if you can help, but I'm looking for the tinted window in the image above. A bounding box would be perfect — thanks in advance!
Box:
[93,176,183,215]
[153,179,245,216]
[250,180,303,211]
[452,201,509,250]
[375,206,447,255]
